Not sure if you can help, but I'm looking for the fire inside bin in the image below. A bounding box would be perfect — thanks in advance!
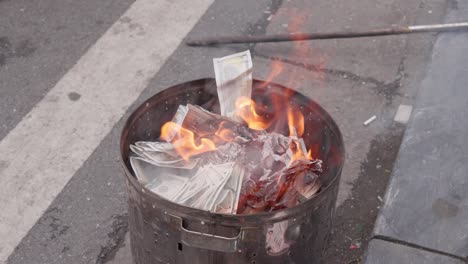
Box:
[129,50,323,215]
[120,50,344,264]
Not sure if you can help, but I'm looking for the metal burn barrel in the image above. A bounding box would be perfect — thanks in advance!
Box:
[120,78,345,264]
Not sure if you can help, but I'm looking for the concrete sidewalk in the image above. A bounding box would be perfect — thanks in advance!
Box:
[364,2,468,263]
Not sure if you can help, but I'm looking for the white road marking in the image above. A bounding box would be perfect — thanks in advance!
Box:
[394,104,413,124]
[0,0,213,261]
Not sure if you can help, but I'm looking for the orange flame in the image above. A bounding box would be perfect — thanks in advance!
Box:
[287,106,304,138]
[291,141,306,163]
[235,96,271,130]
[307,149,313,160]
[160,122,216,160]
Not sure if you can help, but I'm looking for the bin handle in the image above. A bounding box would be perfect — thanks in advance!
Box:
[169,214,249,253]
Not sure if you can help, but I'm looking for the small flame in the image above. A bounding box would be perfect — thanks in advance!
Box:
[287,106,304,138]
[235,96,271,130]
[307,149,313,159]
[161,122,216,160]
[291,141,306,162]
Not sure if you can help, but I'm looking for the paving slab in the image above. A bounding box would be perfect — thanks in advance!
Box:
[365,239,464,264]
[373,1,468,258]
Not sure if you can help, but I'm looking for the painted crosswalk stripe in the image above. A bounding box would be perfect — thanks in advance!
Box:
[0,0,213,261]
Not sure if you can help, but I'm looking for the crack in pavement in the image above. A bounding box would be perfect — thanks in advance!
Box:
[255,53,405,104]
[37,207,70,242]
[96,214,129,264]
[372,235,467,262]
[240,0,284,51]
[245,0,284,37]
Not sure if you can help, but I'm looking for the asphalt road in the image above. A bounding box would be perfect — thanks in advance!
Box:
[0,0,454,263]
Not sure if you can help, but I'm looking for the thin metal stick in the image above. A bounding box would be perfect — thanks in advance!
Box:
[186,22,468,46]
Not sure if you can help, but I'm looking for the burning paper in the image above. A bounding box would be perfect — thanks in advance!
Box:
[129,50,322,215]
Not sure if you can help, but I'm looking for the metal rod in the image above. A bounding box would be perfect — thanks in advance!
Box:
[186,22,468,46]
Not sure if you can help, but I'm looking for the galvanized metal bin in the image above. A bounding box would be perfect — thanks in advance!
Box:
[120,79,345,264]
